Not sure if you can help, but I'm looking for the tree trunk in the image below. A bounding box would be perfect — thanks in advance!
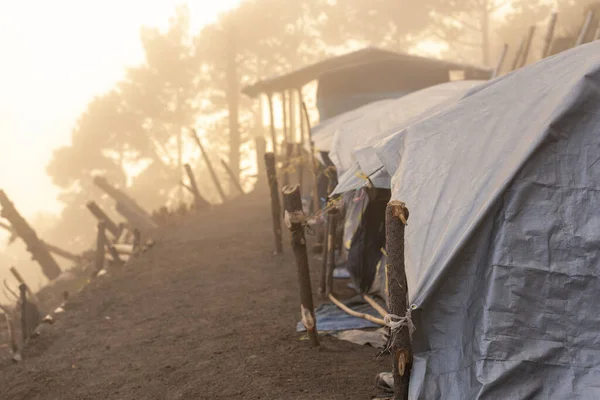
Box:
[227,24,241,181]
[386,201,412,400]
[267,93,277,155]
[0,190,61,281]
[282,184,319,347]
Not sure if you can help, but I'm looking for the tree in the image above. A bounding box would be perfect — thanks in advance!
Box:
[46,6,201,248]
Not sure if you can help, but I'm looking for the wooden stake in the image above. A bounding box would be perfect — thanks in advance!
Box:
[282,184,319,346]
[183,163,210,211]
[328,293,385,326]
[40,241,81,263]
[264,153,283,254]
[107,244,123,265]
[92,176,154,222]
[519,26,536,68]
[1,309,18,358]
[115,201,156,232]
[576,10,594,46]
[267,93,278,156]
[9,267,42,309]
[220,158,245,195]
[19,284,28,342]
[255,136,267,185]
[95,221,107,274]
[190,129,227,203]
[296,143,305,190]
[0,190,61,280]
[491,43,508,79]
[325,207,339,297]
[0,222,80,262]
[300,102,320,216]
[510,36,526,71]
[283,142,294,187]
[282,91,289,156]
[542,13,558,59]
[386,200,411,400]
[86,201,120,238]
[132,228,141,257]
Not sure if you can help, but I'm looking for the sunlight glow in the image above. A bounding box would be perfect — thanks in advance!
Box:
[0,0,240,219]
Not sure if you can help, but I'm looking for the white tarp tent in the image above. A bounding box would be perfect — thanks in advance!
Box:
[381,42,600,399]
[321,80,485,195]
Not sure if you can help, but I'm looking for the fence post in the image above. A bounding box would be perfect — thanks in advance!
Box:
[282,184,318,347]
[385,201,412,400]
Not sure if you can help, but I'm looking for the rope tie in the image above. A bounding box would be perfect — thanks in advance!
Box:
[384,308,416,339]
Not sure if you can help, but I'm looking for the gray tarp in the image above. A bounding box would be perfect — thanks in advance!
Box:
[327,80,484,195]
[380,42,600,398]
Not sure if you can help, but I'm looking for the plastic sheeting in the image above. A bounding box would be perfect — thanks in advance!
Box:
[328,80,485,195]
[329,80,486,176]
[380,42,600,398]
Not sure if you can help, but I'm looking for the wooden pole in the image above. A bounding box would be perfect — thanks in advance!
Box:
[283,142,295,187]
[2,310,18,359]
[491,43,508,79]
[0,190,61,280]
[282,184,319,346]
[282,91,289,153]
[576,10,594,46]
[386,201,411,400]
[107,244,123,265]
[0,221,80,262]
[319,209,329,296]
[300,101,321,217]
[325,207,339,297]
[220,158,245,195]
[190,129,227,203]
[264,153,283,254]
[114,201,156,232]
[86,201,120,237]
[267,93,278,156]
[328,293,385,326]
[510,37,526,71]
[92,176,153,222]
[183,163,210,211]
[542,12,558,59]
[95,221,107,274]
[255,136,267,185]
[226,23,241,181]
[297,88,305,145]
[296,143,305,190]
[519,26,536,68]
[132,228,141,257]
[363,294,388,318]
[10,267,42,309]
[19,284,28,342]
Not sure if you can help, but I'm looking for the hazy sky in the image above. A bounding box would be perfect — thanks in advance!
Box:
[0,0,240,219]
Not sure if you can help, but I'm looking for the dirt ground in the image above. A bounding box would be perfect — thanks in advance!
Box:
[0,186,389,400]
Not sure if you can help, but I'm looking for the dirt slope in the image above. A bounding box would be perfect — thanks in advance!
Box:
[0,188,388,400]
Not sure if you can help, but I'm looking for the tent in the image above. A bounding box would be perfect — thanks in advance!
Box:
[317,80,486,296]
[380,41,600,398]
